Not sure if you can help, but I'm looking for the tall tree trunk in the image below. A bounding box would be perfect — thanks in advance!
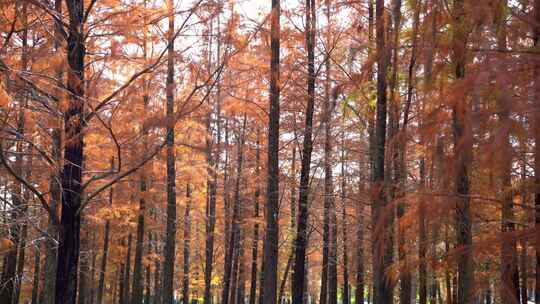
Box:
[225,116,247,304]
[118,264,125,304]
[341,132,350,304]
[182,184,192,304]
[154,260,161,303]
[42,0,63,300]
[79,224,90,304]
[496,1,520,302]
[162,0,177,302]
[278,251,294,303]
[291,0,316,303]
[132,90,149,304]
[249,131,261,304]
[451,0,473,301]
[520,241,528,304]
[261,0,281,302]
[31,245,40,304]
[123,234,133,304]
[325,3,338,304]
[204,13,220,304]
[97,184,114,304]
[145,266,151,304]
[419,2,434,304]
[55,0,86,300]
[237,238,246,304]
[372,0,393,302]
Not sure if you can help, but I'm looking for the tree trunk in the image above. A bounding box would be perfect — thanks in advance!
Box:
[182,184,192,304]
[123,234,133,304]
[291,0,316,302]
[372,0,393,302]
[55,0,86,300]
[225,117,247,304]
[31,245,40,304]
[118,264,126,304]
[495,1,520,302]
[42,0,63,294]
[97,185,113,304]
[341,134,349,304]
[132,95,149,304]
[249,131,261,304]
[451,0,473,302]
[204,13,220,304]
[162,0,177,302]
[261,0,281,302]
[79,226,90,304]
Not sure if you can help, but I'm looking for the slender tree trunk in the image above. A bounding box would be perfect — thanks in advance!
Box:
[451,0,473,302]
[97,184,113,304]
[123,234,133,304]
[132,95,149,304]
[204,13,220,304]
[154,261,161,303]
[324,3,338,304]
[162,0,177,302]
[118,264,125,304]
[79,226,90,304]
[262,0,281,302]
[42,0,63,300]
[495,2,520,302]
[291,0,316,303]
[278,251,294,304]
[145,266,151,304]
[237,230,246,304]
[31,245,40,304]
[182,184,192,304]
[226,117,247,304]
[419,2,434,304]
[341,133,349,304]
[372,0,393,302]
[249,131,261,304]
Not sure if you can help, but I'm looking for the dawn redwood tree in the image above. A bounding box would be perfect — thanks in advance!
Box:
[372,0,393,302]
[162,0,178,302]
[291,0,316,303]
[261,0,281,302]
[451,0,474,302]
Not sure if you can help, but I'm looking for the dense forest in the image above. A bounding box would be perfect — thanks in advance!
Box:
[0,0,538,303]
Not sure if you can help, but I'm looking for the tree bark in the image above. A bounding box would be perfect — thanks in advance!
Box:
[97,184,113,304]
[249,131,261,304]
[55,0,86,300]
[372,0,393,302]
[496,1,520,302]
[261,0,281,302]
[31,245,40,304]
[162,0,178,302]
[122,234,133,304]
[451,0,473,301]
[182,184,192,304]
[132,92,149,304]
[291,0,316,302]
[204,14,220,304]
